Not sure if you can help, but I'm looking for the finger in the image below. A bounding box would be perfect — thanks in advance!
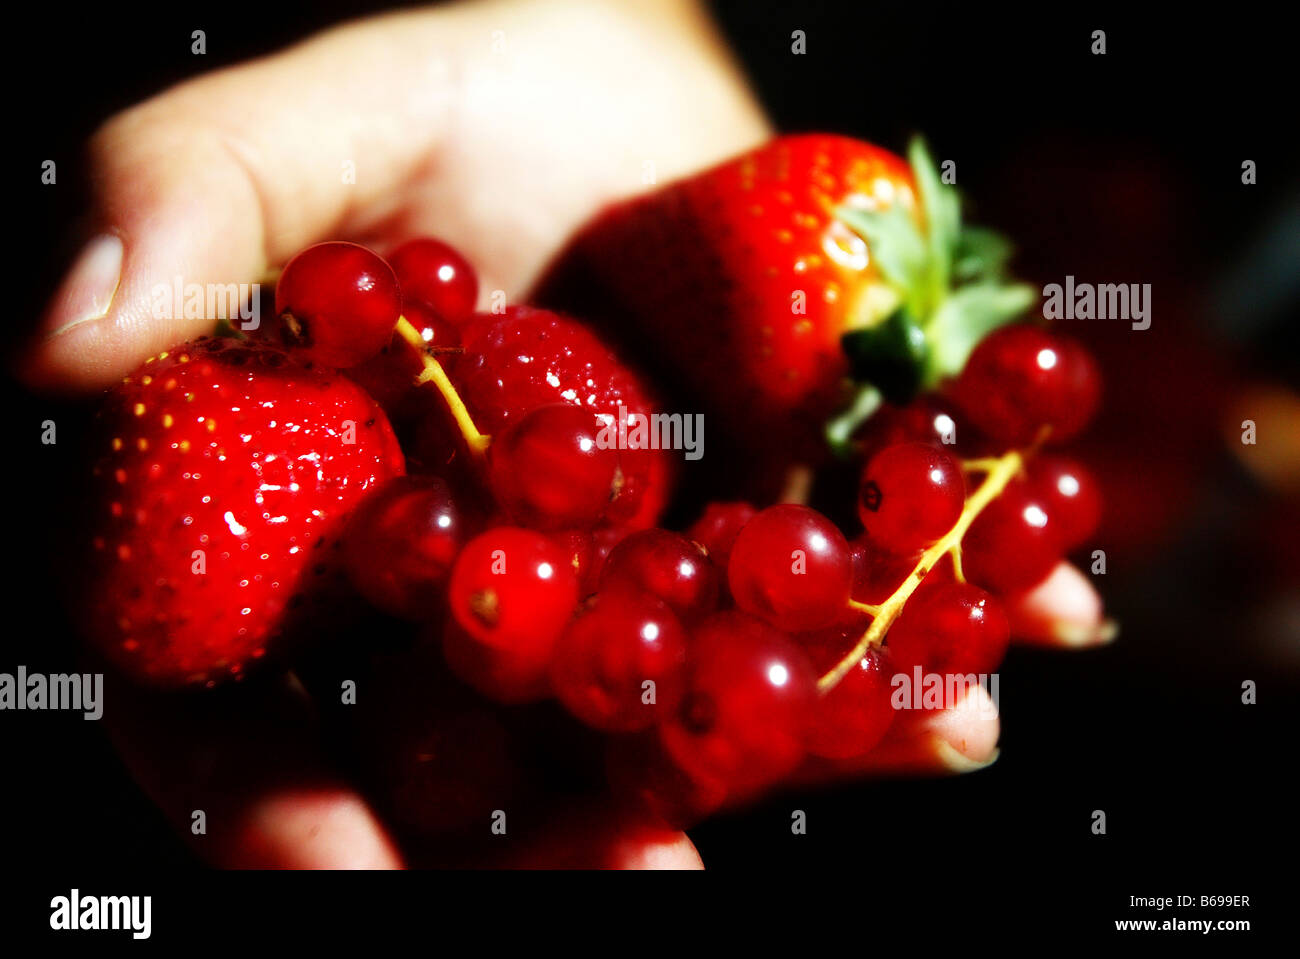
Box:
[495,803,705,869]
[103,671,402,869]
[28,0,769,393]
[1005,561,1118,649]
[796,681,1001,785]
[228,788,403,870]
[27,8,453,391]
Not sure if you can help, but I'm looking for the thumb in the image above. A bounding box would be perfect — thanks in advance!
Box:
[26,10,452,392]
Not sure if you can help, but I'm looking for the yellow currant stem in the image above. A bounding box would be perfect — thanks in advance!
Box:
[847,598,883,617]
[960,457,1004,473]
[394,315,490,457]
[950,545,967,584]
[817,448,1026,694]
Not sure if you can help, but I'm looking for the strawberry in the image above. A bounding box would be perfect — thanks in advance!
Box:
[411,306,673,530]
[82,337,405,687]
[533,134,1033,477]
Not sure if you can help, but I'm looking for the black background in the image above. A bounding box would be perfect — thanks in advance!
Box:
[3,0,1295,940]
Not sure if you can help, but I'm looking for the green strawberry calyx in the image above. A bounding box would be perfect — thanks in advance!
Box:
[825,137,1036,456]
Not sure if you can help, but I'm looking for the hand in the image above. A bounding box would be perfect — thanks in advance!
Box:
[27,0,768,392]
[30,0,1109,868]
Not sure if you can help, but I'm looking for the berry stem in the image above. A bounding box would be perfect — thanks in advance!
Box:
[818,448,1026,693]
[960,457,1004,473]
[950,545,967,584]
[848,598,883,617]
[394,315,490,457]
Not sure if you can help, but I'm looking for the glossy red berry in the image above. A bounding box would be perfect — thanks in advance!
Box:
[600,529,720,622]
[441,620,552,704]
[660,612,816,794]
[858,442,965,553]
[686,501,757,572]
[342,475,475,620]
[489,404,620,530]
[273,241,401,368]
[550,529,595,591]
[388,237,479,323]
[447,527,579,659]
[605,732,727,829]
[954,325,1100,445]
[963,482,1065,593]
[417,306,671,529]
[886,582,1009,677]
[854,395,977,460]
[790,612,871,674]
[728,505,853,631]
[550,591,688,731]
[806,646,897,760]
[586,525,632,591]
[850,540,911,604]
[1029,455,1101,549]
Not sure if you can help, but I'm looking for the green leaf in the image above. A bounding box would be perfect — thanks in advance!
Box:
[837,205,928,296]
[832,133,1034,435]
[824,383,883,459]
[841,308,930,404]
[952,226,1014,282]
[925,282,1037,383]
[908,137,959,292]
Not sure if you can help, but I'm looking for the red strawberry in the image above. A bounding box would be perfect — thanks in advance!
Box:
[82,337,405,687]
[534,135,1032,480]
[412,306,673,530]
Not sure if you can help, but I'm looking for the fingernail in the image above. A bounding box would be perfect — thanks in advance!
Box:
[935,740,1000,774]
[1051,616,1120,648]
[46,233,123,338]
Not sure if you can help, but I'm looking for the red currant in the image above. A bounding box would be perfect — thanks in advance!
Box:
[806,646,896,760]
[727,505,853,631]
[660,612,816,794]
[342,475,475,620]
[550,591,688,731]
[441,619,552,704]
[605,732,727,829]
[488,404,620,530]
[387,237,479,323]
[886,582,1010,677]
[273,241,401,368]
[1029,455,1101,549]
[954,325,1101,445]
[586,525,632,589]
[855,395,975,460]
[858,442,965,553]
[686,501,757,572]
[447,527,579,659]
[599,529,719,622]
[551,525,633,596]
[550,529,594,591]
[790,612,872,674]
[850,540,911,604]
[963,481,1065,593]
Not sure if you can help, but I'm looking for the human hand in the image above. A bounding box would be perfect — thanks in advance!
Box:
[31,0,1109,868]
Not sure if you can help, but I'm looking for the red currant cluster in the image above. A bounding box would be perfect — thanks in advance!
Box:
[263,237,1103,826]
